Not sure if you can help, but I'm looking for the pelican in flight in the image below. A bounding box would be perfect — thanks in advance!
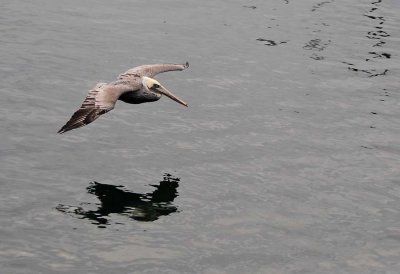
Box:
[58,62,189,134]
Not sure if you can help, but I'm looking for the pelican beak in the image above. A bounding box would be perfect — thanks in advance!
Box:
[157,85,188,107]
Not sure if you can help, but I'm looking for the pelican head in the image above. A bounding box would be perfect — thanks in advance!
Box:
[142,76,188,107]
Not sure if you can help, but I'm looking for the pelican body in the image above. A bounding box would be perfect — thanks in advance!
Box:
[58,62,189,134]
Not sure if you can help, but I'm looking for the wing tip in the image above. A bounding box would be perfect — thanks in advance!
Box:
[184,61,189,69]
[57,120,84,134]
[57,126,69,134]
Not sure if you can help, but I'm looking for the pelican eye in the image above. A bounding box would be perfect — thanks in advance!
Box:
[151,83,160,90]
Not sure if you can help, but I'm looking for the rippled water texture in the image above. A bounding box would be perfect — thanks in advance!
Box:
[1,0,400,273]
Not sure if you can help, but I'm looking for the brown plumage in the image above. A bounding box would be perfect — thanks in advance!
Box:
[58,63,189,134]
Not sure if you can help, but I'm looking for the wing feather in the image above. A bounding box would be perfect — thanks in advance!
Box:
[58,83,125,134]
[118,62,189,80]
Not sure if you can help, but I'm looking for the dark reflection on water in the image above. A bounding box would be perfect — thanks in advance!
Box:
[56,174,180,227]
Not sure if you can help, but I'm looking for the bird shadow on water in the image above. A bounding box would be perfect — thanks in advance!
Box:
[56,174,180,227]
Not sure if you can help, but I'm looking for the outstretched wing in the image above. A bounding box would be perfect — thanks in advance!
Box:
[58,83,124,134]
[118,62,189,80]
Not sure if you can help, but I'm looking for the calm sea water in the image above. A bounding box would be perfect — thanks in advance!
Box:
[1,0,400,273]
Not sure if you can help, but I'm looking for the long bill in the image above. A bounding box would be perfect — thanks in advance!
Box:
[157,85,188,107]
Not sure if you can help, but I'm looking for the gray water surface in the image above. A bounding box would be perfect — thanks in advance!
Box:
[1,0,400,273]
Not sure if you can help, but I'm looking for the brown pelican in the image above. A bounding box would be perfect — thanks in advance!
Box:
[58,62,189,134]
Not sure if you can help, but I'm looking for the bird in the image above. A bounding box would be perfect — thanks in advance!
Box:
[58,62,189,134]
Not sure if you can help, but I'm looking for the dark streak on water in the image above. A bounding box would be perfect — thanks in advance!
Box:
[56,174,180,226]
[303,39,331,51]
[303,38,331,60]
[256,38,288,46]
[347,0,391,76]
[311,0,334,12]
[242,5,257,10]
[348,67,389,77]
